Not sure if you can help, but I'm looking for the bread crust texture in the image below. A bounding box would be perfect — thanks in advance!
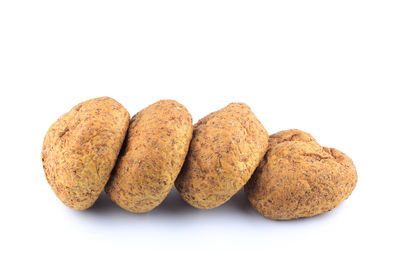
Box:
[106,100,193,213]
[42,97,130,210]
[175,103,269,209]
[245,129,357,220]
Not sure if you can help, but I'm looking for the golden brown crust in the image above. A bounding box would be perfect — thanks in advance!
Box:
[175,103,269,209]
[41,97,130,210]
[105,100,193,213]
[268,129,316,147]
[245,129,357,220]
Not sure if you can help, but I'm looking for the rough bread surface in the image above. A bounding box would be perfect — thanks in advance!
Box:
[245,129,357,220]
[105,100,193,213]
[175,103,269,209]
[42,97,130,210]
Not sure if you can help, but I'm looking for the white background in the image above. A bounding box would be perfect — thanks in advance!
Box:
[1,1,399,266]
